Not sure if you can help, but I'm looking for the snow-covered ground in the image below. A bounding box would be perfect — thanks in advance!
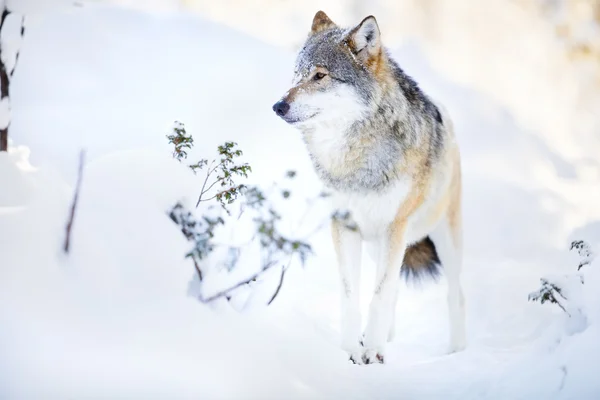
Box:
[1,3,600,399]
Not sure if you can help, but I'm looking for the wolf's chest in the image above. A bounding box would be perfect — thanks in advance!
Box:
[332,180,411,240]
[305,126,400,192]
[305,125,350,174]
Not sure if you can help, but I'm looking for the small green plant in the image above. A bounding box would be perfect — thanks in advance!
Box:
[166,122,318,306]
[195,141,252,209]
[167,121,251,209]
[166,121,194,162]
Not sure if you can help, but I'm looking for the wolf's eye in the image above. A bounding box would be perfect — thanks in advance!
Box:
[314,72,327,81]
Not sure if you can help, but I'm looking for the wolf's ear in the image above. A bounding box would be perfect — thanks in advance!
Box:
[346,16,381,65]
[311,11,336,34]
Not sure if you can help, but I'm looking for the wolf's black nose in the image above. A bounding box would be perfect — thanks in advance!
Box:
[273,101,290,117]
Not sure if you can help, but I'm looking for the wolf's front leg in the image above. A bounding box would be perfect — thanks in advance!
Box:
[332,219,363,364]
[362,225,406,364]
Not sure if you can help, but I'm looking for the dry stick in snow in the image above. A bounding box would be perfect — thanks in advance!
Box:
[64,150,86,254]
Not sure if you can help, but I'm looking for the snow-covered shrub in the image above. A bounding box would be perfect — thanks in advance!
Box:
[166,122,315,306]
[529,240,595,330]
[528,275,584,316]
[168,202,223,281]
[570,240,594,271]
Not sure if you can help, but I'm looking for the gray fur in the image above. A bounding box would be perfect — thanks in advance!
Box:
[293,26,445,193]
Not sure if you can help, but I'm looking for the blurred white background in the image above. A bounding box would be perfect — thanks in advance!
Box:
[114,0,600,166]
[15,0,600,173]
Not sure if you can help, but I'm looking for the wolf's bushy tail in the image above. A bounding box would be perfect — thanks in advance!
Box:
[400,236,442,282]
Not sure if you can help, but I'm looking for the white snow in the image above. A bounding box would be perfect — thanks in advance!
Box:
[1,3,600,399]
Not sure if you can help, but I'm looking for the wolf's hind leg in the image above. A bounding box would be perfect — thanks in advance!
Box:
[332,219,363,364]
[430,217,466,353]
[388,285,399,342]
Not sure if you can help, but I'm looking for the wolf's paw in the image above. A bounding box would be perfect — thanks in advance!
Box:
[348,350,364,365]
[448,340,466,354]
[362,348,385,364]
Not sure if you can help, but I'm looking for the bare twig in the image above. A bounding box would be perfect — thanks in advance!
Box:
[199,261,278,303]
[192,258,203,281]
[201,176,222,198]
[267,264,287,305]
[64,150,86,254]
[199,186,241,203]
[196,160,216,207]
[552,286,572,317]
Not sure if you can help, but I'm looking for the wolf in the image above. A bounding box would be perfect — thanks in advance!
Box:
[272,11,466,365]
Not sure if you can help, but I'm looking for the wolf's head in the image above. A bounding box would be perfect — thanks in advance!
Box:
[273,11,386,131]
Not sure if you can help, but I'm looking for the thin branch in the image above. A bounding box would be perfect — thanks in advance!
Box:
[192,258,203,281]
[196,160,217,207]
[551,286,573,316]
[554,296,571,317]
[64,150,86,254]
[199,261,277,303]
[201,176,222,197]
[267,264,287,305]
[199,187,236,203]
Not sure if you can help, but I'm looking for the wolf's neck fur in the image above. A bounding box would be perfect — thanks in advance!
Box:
[301,58,443,194]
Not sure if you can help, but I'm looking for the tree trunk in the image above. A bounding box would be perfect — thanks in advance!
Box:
[0,8,10,152]
[0,8,24,152]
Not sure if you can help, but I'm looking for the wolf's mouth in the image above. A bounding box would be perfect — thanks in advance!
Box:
[285,112,319,125]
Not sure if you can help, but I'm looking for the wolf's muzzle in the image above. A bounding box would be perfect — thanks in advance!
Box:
[272,100,290,117]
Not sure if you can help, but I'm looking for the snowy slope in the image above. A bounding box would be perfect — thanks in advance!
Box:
[1,4,600,399]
